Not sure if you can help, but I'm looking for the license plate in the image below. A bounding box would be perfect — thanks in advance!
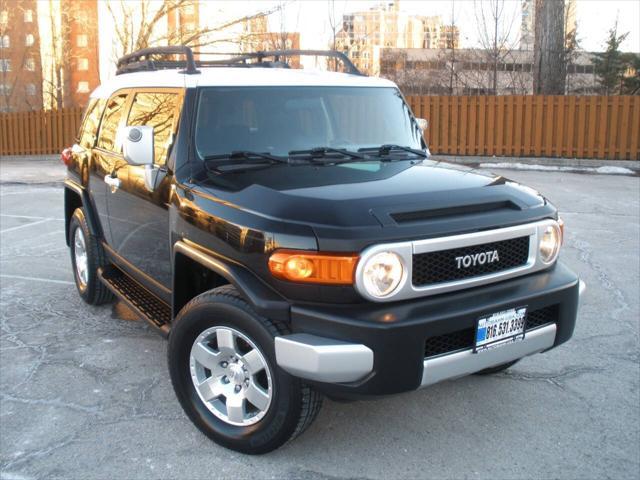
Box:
[475,307,527,353]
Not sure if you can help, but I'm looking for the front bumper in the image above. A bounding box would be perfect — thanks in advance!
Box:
[275,262,582,398]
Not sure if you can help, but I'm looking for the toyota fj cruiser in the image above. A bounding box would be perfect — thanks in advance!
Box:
[63,46,584,454]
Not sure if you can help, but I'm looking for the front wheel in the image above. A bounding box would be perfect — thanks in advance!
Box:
[168,285,322,454]
[69,208,113,305]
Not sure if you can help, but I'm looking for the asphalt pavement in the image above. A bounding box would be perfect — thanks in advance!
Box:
[0,166,638,479]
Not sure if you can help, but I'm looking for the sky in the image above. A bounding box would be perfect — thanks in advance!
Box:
[97,0,639,80]
[254,0,640,52]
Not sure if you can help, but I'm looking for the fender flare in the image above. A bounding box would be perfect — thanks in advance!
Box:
[173,240,290,322]
[64,179,103,243]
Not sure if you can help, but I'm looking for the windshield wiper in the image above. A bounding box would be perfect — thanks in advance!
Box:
[358,144,429,159]
[288,147,366,162]
[203,151,289,173]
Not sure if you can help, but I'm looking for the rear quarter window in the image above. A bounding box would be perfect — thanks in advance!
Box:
[96,93,128,152]
[78,98,106,149]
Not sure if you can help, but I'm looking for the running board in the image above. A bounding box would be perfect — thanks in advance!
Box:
[98,267,171,337]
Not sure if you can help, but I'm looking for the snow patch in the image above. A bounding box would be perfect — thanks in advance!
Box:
[479,162,635,175]
[595,166,635,175]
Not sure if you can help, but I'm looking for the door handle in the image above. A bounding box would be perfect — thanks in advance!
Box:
[104,174,121,193]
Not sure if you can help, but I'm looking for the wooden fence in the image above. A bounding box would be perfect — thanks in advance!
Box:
[0,108,84,156]
[1,96,639,159]
[408,95,640,160]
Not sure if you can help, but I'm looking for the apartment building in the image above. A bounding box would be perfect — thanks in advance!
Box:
[0,0,43,111]
[335,1,459,76]
[60,0,100,108]
[439,24,460,50]
[0,0,99,111]
[335,1,425,76]
[240,15,300,67]
[167,1,200,47]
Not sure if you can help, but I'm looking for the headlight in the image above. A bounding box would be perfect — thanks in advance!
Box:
[361,251,404,298]
[539,223,561,263]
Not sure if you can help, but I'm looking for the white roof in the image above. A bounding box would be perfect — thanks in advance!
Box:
[91,67,397,99]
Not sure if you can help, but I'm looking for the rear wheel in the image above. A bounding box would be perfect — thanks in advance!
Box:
[69,208,113,305]
[168,285,322,454]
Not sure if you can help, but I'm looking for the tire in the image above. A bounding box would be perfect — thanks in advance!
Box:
[69,208,113,305]
[474,359,519,375]
[168,285,322,454]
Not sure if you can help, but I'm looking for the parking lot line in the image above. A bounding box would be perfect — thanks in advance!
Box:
[0,274,74,285]
[0,213,65,221]
[0,218,52,234]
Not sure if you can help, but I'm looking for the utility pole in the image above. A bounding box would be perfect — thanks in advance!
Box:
[533,0,566,94]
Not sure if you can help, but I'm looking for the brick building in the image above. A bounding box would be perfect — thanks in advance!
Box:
[0,0,43,111]
[60,0,100,108]
[380,48,600,95]
[167,1,200,48]
[334,1,459,76]
[240,15,300,67]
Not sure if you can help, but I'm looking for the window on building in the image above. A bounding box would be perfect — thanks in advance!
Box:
[26,83,36,96]
[183,3,195,14]
[0,11,8,25]
[1,35,9,48]
[97,93,128,151]
[0,83,9,95]
[127,92,181,165]
[77,81,90,93]
[25,34,34,47]
[25,58,35,71]
[24,9,33,22]
[183,22,195,32]
[1,59,11,72]
[77,34,88,47]
[78,58,89,71]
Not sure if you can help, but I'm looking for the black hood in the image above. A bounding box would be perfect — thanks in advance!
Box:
[195,159,556,251]
[199,160,549,228]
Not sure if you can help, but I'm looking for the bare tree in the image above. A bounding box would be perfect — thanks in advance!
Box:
[473,0,518,94]
[327,0,339,51]
[533,0,566,94]
[107,0,280,59]
[442,3,459,94]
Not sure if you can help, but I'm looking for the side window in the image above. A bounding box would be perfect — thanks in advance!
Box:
[127,92,180,166]
[78,98,106,149]
[97,93,128,152]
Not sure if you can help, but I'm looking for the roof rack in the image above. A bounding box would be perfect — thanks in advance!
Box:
[115,46,363,76]
[116,46,199,75]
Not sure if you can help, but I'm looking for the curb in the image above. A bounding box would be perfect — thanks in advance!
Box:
[433,155,640,172]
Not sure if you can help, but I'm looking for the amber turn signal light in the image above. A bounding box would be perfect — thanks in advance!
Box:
[268,250,358,285]
[558,218,565,245]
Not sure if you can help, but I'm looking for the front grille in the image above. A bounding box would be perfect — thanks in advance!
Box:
[424,328,475,357]
[424,305,558,358]
[412,236,530,287]
[525,305,557,330]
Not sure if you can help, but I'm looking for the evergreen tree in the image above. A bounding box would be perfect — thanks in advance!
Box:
[592,21,629,95]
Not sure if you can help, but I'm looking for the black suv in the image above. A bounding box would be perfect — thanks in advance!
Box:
[64,47,583,454]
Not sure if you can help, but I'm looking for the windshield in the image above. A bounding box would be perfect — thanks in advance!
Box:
[194,86,422,158]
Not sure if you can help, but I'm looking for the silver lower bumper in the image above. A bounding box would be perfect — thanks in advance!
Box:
[275,277,583,386]
[275,334,374,383]
[421,323,557,387]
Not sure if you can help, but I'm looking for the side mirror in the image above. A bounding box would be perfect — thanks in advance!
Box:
[122,126,154,166]
[416,118,428,131]
[122,126,163,192]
